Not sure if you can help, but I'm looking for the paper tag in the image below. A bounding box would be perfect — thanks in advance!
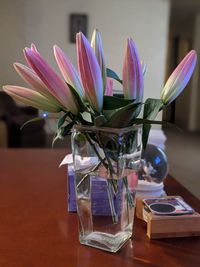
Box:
[59,154,73,167]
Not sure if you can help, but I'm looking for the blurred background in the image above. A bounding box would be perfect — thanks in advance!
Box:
[0,0,199,198]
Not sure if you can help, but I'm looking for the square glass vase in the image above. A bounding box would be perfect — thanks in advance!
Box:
[71,125,142,253]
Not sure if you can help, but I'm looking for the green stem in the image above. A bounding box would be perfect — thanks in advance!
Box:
[126,192,130,224]
[97,134,119,194]
[107,180,118,224]
[123,177,134,209]
[85,133,108,169]
[75,161,102,189]
[84,132,119,222]
[96,134,117,177]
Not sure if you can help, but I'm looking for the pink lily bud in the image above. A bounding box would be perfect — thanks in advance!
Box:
[104,78,113,96]
[161,50,197,105]
[23,44,39,70]
[31,43,38,52]
[76,32,103,113]
[14,63,65,109]
[24,48,78,114]
[122,38,144,102]
[53,45,84,98]
[91,29,106,91]
[3,85,61,113]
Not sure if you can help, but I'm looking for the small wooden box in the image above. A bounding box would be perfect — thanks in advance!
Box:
[136,196,200,239]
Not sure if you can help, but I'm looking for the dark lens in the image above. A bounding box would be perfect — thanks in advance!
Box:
[150,203,175,213]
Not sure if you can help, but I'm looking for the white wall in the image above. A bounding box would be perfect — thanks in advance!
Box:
[189,13,200,130]
[0,0,170,127]
[28,0,170,99]
[0,0,27,86]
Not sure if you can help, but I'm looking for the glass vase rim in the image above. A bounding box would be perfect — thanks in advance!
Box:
[73,124,142,134]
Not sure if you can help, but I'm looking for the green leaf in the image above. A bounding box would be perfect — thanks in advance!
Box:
[132,118,164,148]
[106,68,122,84]
[20,117,44,130]
[103,95,134,110]
[67,83,86,112]
[52,121,75,147]
[142,124,151,150]
[61,121,75,136]
[104,102,141,128]
[57,112,70,129]
[76,113,93,126]
[102,109,116,120]
[142,98,163,149]
[94,115,107,127]
[143,98,163,120]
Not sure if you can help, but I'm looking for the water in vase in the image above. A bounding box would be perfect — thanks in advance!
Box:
[75,169,136,253]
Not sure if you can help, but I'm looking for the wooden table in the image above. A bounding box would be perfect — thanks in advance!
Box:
[0,149,200,267]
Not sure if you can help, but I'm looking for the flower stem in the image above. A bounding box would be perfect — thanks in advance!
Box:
[123,177,134,209]
[83,132,119,222]
[84,133,108,169]
[107,180,118,223]
[75,161,102,189]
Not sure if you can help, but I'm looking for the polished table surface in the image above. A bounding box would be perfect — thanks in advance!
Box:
[0,149,200,267]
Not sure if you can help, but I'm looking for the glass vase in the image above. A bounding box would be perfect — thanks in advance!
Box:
[72,125,142,253]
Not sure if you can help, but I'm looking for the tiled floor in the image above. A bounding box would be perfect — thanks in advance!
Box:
[164,128,200,200]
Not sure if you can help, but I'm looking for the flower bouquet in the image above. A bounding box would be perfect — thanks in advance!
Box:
[3,30,197,252]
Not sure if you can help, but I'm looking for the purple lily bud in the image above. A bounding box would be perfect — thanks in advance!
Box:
[122,38,144,102]
[76,32,103,113]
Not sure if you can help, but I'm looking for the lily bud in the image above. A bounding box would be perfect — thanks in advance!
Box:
[31,43,38,52]
[122,38,144,102]
[77,32,103,113]
[161,50,197,105]
[54,45,84,99]
[3,85,61,113]
[24,48,78,114]
[91,29,106,91]
[13,63,63,109]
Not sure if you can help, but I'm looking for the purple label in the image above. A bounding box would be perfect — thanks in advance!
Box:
[67,171,123,216]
